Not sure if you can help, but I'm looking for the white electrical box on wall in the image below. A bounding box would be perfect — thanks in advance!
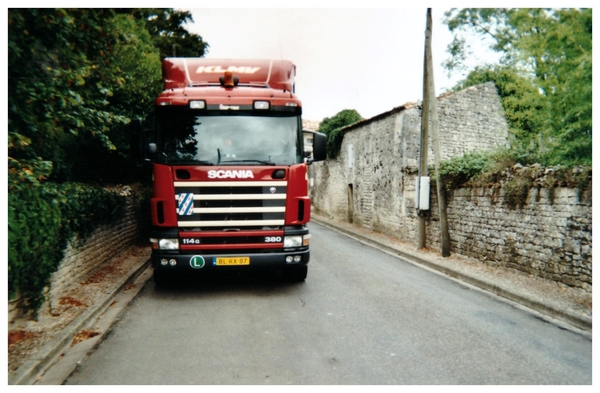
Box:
[416,176,430,210]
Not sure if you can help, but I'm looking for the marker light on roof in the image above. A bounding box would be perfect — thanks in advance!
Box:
[190,100,206,109]
[254,101,270,110]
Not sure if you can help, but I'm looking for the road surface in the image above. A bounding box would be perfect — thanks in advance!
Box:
[66,222,592,384]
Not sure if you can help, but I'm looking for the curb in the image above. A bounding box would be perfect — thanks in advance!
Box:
[8,257,151,385]
[311,216,592,335]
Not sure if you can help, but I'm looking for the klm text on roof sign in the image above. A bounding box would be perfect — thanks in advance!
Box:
[196,66,261,74]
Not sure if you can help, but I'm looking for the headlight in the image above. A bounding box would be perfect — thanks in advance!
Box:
[158,238,179,250]
[284,236,303,248]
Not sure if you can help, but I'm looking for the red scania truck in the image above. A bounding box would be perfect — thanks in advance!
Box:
[148,58,326,284]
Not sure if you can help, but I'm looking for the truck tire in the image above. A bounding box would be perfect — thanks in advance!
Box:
[283,266,307,282]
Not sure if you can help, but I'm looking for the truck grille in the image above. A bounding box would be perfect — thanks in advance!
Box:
[174,181,287,230]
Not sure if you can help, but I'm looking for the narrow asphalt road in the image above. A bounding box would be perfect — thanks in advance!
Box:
[65,222,592,384]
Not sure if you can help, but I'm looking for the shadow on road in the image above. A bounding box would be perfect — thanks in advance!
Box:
[149,269,306,296]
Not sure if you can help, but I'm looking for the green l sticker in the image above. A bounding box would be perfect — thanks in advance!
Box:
[190,255,205,269]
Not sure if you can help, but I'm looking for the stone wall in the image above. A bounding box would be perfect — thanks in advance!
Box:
[456,186,591,290]
[311,82,509,236]
[309,82,592,291]
[8,186,147,319]
[407,172,592,291]
[47,192,145,301]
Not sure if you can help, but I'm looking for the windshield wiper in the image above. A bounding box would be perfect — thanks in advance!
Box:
[220,159,276,166]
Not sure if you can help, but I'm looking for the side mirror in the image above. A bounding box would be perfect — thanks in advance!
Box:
[302,130,327,164]
[310,131,327,162]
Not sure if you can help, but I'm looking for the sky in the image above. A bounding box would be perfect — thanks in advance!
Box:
[184,7,501,122]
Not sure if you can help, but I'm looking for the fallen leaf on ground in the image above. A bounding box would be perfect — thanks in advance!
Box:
[71,329,100,346]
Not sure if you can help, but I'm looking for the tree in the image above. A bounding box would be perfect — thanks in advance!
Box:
[128,9,209,59]
[66,13,164,182]
[317,109,363,158]
[8,9,210,182]
[443,8,592,166]
[8,9,163,181]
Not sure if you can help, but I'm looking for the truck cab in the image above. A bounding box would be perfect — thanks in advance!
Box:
[148,58,326,284]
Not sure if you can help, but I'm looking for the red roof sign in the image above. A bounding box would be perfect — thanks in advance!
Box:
[162,58,296,92]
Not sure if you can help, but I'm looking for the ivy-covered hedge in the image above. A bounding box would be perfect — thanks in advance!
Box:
[435,148,592,209]
[8,180,130,314]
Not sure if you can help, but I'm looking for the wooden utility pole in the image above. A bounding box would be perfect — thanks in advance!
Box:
[419,8,451,256]
[417,10,431,249]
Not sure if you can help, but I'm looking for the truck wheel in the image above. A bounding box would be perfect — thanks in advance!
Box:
[283,266,307,282]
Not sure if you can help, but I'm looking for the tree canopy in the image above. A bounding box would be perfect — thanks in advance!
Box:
[443,8,592,166]
[8,8,209,184]
[129,9,209,59]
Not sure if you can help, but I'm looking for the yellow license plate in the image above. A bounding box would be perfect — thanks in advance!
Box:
[215,257,250,266]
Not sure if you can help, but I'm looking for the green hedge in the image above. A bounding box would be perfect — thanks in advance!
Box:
[434,148,592,209]
[8,180,130,314]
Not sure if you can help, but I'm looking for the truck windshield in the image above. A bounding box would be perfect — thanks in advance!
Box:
[157,114,302,166]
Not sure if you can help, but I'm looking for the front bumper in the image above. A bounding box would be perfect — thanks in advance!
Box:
[151,249,309,273]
